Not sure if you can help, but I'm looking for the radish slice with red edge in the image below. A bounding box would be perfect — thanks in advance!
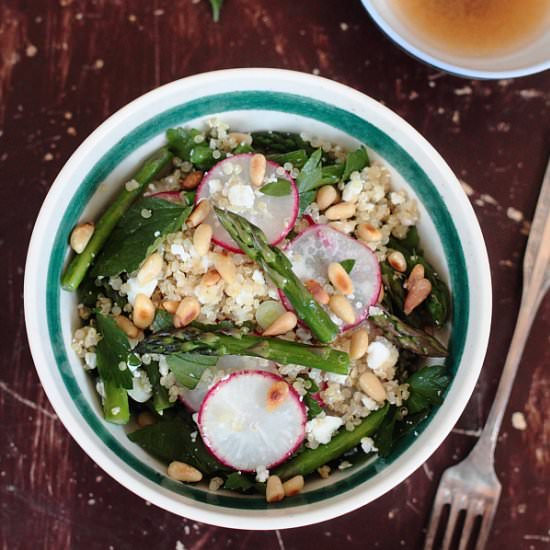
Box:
[198,371,306,471]
[146,190,186,204]
[282,224,381,332]
[196,154,299,253]
[179,356,276,412]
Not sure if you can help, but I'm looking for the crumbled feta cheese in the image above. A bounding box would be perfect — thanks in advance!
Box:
[390,192,405,205]
[324,372,348,385]
[127,370,153,403]
[208,178,222,194]
[367,337,399,380]
[170,243,190,261]
[342,178,363,202]
[360,436,378,454]
[306,414,343,448]
[255,465,269,482]
[124,275,158,306]
[84,352,96,370]
[228,183,255,209]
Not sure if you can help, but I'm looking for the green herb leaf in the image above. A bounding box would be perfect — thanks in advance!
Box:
[209,0,223,21]
[166,127,220,170]
[340,259,356,274]
[91,197,192,278]
[128,414,227,474]
[142,361,172,412]
[267,149,308,169]
[373,406,399,458]
[223,472,257,493]
[95,314,133,389]
[304,393,323,420]
[406,365,451,414]
[259,178,292,197]
[296,149,323,194]
[151,309,174,333]
[166,353,218,389]
[342,146,370,181]
[319,163,344,185]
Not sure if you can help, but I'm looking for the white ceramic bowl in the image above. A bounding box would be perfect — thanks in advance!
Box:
[24,68,491,529]
[362,0,550,79]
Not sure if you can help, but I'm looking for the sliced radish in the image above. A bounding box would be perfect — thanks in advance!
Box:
[179,356,276,412]
[146,190,187,203]
[196,154,299,253]
[198,371,306,471]
[282,225,381,332]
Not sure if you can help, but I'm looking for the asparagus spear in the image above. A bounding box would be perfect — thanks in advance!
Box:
[274,404,389,480]
[135,327,350,374]
[61,147,174,291]
[250,131,315,155]
[214,207,339,343]
[369,308,448,357]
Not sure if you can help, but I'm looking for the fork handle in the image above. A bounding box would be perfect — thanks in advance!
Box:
[472,160,550,461]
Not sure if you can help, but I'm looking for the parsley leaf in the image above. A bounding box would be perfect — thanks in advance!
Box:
[406,365,451,414]
[166,353,218,389]
[342,146,370,181]
[340,259,356,273]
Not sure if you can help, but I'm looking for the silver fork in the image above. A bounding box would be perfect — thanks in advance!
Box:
[424,157,550,550]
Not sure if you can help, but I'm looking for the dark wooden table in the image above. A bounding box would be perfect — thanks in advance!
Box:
[1,1,549,548]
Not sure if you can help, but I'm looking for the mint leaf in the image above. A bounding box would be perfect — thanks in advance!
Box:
[166,353,218,389]
[267,149,308,169]
[91,197,192,278]
[223,472,257,493]
[296,149,323,194]
[259,178,292,197]
[342,146,370,181]
[340,259,355,274]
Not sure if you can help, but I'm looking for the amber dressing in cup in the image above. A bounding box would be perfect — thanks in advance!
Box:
[390,0,550,56]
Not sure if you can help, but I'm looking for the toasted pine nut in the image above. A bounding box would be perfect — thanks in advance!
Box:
[162,300,180,314]
[214,253,236,284]
[404,278,432,315]
[228,132,252,146]
[387,250,407,273]
[193,223,213,256]
[325,202,356,220]
[263,312,298,336]
[201,270,221,287]
[328,221,355,234]
[182,171,203,190]
[188,200,210,228]
[266,475,285,503]
[133,294,156,329]
[316,185,339,210]
[174,296,201,328]
[70,222,94,254]
[305,279,330,305]
[137,411,156,427]
[115,315,139,339]
[328,262,354,295]
[358,372,387,402]
[137,252,163,285]
[283,475,304,497]
[357,223,382,243]
[266,380,290,411]
[350,328,369,360]
[329,295,356,324]
[249,153,267,186]
[405,263,425,289]
[167,461,203,483]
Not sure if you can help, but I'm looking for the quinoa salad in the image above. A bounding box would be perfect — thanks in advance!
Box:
[64,119,451,502]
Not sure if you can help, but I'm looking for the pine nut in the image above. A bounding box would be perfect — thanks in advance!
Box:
[350,328,369,360]
[167,461,203,483]
[69,222,94,254]
[387,250,407,273]
[359,372,387,402]
[316,185,339,210]
[329,294,356,324]
[404,278,432,315]
[214,253,236,284]
[137,411,156,427]
[328,221,355,234]
[405,263,425,289]
[174,296,201,328]
[115,315,139,338]
[162,300,180,314]
[266,475,285,503]
[325,202,356,220]
[283,475,304,497]
[188,200,210,228]
[228,132,252,146]
[137,252,163,285]
[249,153,267,186]
[328,262,354,295]
[263,311,298,336]
[193,223,213,256]
[133,294,156,329]
[266,380,290,411]
[182,171,203,190]
[357,223,382,242]
[201,270,221,286]
[305,279,330,305]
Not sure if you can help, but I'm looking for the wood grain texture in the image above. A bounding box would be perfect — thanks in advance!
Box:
[0,1,549,548]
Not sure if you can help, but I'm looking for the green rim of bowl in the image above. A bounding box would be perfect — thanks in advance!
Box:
[46,90,469,509]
